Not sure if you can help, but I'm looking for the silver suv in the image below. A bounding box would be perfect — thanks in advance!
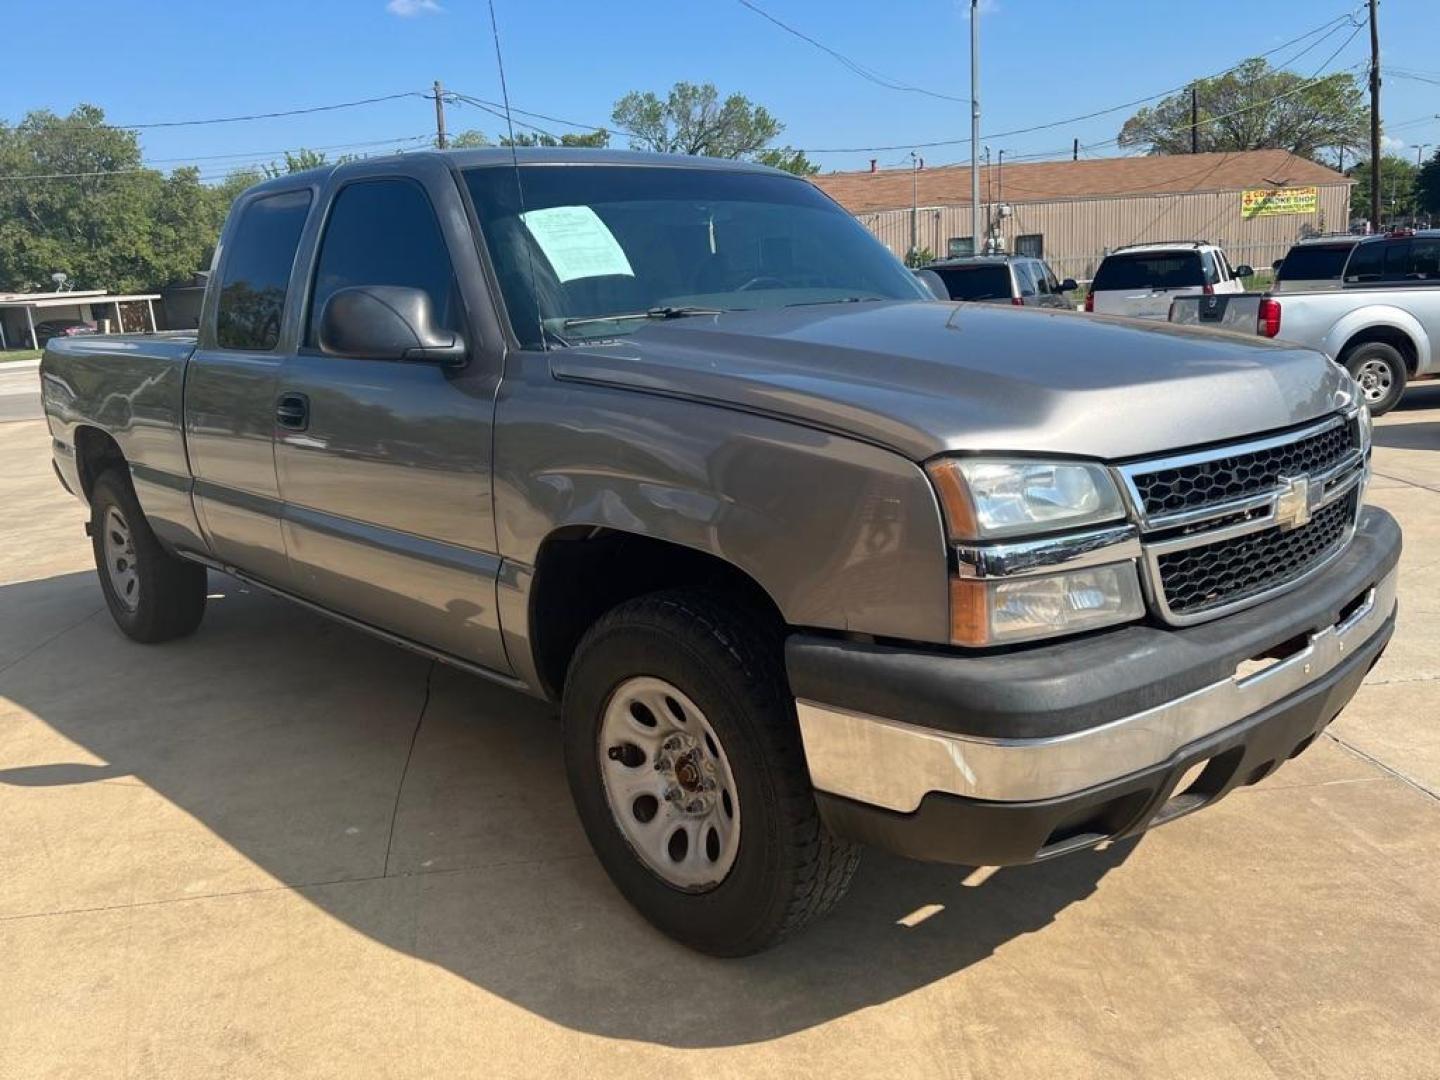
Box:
[921,254,1077,309]
[1088,241,1252,319]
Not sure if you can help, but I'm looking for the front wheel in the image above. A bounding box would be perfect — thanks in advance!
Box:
[90,467,207,642]
[562,589,860,956]
[1344,341,1407,417]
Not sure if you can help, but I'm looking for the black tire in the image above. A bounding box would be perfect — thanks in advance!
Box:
[90,467,207,643]
[1342,340,1407,417]
[562,589,861,956]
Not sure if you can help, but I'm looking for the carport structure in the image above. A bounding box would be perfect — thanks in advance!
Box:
[0,290,161,349]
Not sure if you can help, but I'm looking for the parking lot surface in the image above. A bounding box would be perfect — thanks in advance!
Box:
[3,386,1439,1079]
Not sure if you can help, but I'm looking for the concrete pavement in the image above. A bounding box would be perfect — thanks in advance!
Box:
[0,358,42,423]
[2,387,1439,1078]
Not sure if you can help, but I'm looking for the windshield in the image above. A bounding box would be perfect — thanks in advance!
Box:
[930,264,1012,300]
[1276,243,1355,282]
[1092,252,1204,291]
[463,164,927,346]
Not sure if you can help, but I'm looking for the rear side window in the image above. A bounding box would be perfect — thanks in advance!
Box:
[1014,261,1039,297]
[216,190,312,351]
[1278,243,1355,282]
[1344,242,1386,282]
[1092,252,1204,291]
[931,264,1011,300]
[1409,238,1440,278]
[1201,251,1220,285]
[308,178,459,345]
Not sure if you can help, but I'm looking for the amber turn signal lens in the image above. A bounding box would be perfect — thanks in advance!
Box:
[925,460,979,541]
[948,578,993,646]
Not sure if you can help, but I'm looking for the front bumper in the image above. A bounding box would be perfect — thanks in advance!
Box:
[787,506,1401,865]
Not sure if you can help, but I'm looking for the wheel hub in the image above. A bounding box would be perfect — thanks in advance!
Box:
[598,676,741,891]
[1356,359,1392,403]
[102,506,140,612]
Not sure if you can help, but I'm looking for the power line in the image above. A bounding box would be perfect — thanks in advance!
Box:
[141,133,434,166]
[733,0,969,105]
[105,91,427,130]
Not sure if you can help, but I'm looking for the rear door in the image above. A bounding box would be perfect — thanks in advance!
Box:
[186,186,315,585]
[272,159,511,673]
[1090,251,1206,319]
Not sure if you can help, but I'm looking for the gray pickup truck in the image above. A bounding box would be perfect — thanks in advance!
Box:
[41,149,1400,955]
[1170,231,1440,415]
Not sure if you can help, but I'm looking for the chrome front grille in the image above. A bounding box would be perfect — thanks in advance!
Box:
[1156,489,1358,616]
[1119,412,1368,626]
[1129,421,1360,518]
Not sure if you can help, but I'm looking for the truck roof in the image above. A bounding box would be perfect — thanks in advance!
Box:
[242,147,786,197]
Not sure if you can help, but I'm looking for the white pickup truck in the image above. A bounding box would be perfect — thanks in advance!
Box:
[1169,231,1440,415]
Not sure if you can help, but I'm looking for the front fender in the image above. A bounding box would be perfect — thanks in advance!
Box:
[1320,305,1430,373]
[493,358,951,649]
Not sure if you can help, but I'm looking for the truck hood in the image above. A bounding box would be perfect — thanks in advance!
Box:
[548,300,1356,462]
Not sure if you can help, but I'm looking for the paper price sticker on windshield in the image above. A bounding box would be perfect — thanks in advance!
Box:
[520,205,635,283]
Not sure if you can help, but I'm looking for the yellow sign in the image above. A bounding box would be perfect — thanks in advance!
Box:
[1241,186,1318,218]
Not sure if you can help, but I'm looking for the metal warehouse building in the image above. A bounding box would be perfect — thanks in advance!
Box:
[811,149,1351,283]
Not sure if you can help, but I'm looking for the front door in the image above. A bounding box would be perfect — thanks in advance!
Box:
[272,166,510,674]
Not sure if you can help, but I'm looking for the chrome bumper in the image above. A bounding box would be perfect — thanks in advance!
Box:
[796,567,1396,813]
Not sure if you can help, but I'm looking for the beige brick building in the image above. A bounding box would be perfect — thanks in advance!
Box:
[811,149,1352,281]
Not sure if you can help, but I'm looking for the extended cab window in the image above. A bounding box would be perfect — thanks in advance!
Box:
[1092,252,1204,291]
[308,178,459,345]
[215,189,312,351]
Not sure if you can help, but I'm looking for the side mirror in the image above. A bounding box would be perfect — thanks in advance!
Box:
[1058,278,1078,293]
[912,268,950,301]
[318,285,466,365]
[1233,264,1255,278]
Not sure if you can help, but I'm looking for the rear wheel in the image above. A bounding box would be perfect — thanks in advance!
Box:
[562,589,860,956]
[90,468,207,642]
[1343,341,1407,416]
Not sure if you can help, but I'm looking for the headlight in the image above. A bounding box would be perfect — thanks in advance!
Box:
[926,458,1127,540]
[950,563,1145,645]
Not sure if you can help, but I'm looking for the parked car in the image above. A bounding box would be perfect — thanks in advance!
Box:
[1087,241,1252,319]
[41,149,1399,955]
[1271,234,1361,293]
[921,254,1077,308]
[1169,231,1440,414]
[32,318,96,346]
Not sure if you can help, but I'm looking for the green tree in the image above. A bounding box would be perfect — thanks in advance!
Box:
[262,148,332,178]
[500,129,611,149]
[1416,149,1440,220]
[1117,58,1366,161]
[612,82,780,158]
[1348,155,1418,224]
[755,147,820,176]
[449,129,491,149]
[0,105,217,293]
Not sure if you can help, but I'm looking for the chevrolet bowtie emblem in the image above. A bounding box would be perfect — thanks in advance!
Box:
[1274,474,1312,531]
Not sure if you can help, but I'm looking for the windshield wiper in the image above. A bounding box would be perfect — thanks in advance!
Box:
[783,296,884,308]
[561,306,725,329]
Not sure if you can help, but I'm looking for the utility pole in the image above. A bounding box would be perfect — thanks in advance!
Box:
[1190,86,1199,154]
[1416,143,1432,168]
[1073,137,1079,162]
[970,0,981,255]
[909,151,919,264]
[1368,0,1381,233]
[433,79,448,150]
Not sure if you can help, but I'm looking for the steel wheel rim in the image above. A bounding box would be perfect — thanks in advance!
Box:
[1356,358,1393,403]
[598,676,741,892]
[103,506,140,612]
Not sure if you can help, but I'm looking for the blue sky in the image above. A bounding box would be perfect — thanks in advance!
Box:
[5,0,1438,178]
